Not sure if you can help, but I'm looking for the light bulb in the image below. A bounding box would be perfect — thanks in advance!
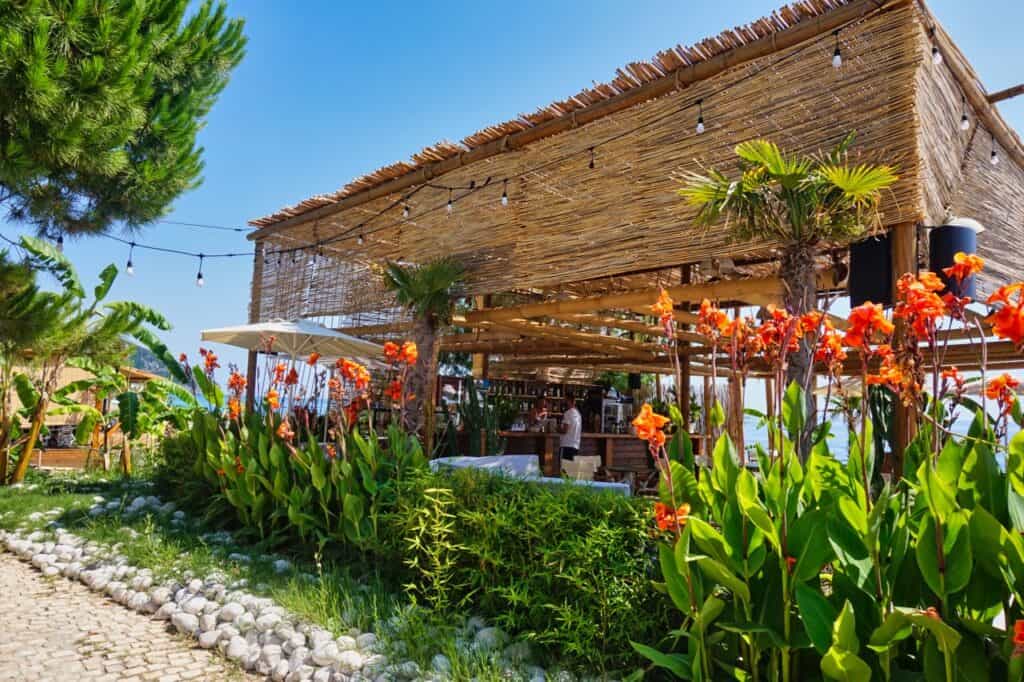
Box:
[126,260,134,276]
[196,272,204,287]
[960,114,970,131]
[832,48,842,69]
[931,46,942,66]
[56,234,64,251]
[991,150,1000,166]
[402,205,410,219]
[696,116,705,134]
[357,234,364,245]
[446,200,453,215]
[501,191,508,207]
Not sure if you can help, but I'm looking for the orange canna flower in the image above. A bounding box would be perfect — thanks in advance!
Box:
[227,397,241,421]
[307,352,321,366]
[943,252,984,283]
[178,353,188,363]
[216,468,226,477]
[338,358,371,390]
[985,373,1020,416]
[815,326,848,367]
[941,366,966,396]
[265,389,280,410]
[202,350,220,374]
[400,341,418,365]
[923,607,942,621]
[866,359,904,390]
[325,444,337,460]
[1014,619,1024,646]
[987,285,1024,349]
[284,368,299,386]
[844,302,894,348]
[651,289,675,329]
[234,456,244,474]
[653,502,690,532]
[273,362,287,385]
[383,341,400,361]
[276,419,294,441]
[227,371,247,393]
[697,299,730,339]
[632,403,670,452]
[894,273,948,339]
[799,311,824,335]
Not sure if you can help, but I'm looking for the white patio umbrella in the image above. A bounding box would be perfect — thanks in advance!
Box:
[201,319,382,361]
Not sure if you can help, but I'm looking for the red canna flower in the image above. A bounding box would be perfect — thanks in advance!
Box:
[234,456,244,474]
[844,302,894,348]
[923,606,942,621]
[1013,619,1024,646]
[307,352,321,366]
[178,353,188,363]
[941,366,966,397]
[216,468,226,477]
[325,444,337,460]
[202,350,220,374]
[284,368,299,386]
[383,341,400,361]
[985,374,1020,417]
[942,252,984,284]
[383,380,403,402]
[653,502,690,532]
[785,556,797,573]
[400,341,418,365]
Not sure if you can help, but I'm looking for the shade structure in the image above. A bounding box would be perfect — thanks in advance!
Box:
[201,319,382,361]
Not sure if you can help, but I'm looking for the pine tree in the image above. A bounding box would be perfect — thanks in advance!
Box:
[0,0,246,235]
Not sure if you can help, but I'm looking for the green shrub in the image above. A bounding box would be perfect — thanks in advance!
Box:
[390,469,672,672]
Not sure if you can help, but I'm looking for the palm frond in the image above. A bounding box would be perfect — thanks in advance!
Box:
[20,235,83,298]
[382,257,466,324]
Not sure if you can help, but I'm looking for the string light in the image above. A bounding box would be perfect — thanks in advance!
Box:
[56,233,64,252]
[696,99,705,134]
[402,204,410,219]
[501,179,509,207]
[991,133,1000,165]
[832,30,842,69]
[960,95,970,131]
[446,189,453,216]
[357,233,364,245]
[929,27,942,66]
[588,147,595,169]
[195,254,205,288]
[126,242,135,276]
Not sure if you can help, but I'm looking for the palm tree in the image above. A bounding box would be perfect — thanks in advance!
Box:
[680,135,897,449]
[382,258,465,447]
[4,236,180,483]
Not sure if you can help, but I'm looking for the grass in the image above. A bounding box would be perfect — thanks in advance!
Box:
[0,470,546,681]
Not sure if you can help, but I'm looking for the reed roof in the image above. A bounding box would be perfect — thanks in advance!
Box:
[245,0,1024,376]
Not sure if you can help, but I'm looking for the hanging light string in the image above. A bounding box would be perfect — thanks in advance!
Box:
[14,8,883,278]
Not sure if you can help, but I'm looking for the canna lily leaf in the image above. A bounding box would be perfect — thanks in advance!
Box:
[795,583,838,654]
[629,642,692,679]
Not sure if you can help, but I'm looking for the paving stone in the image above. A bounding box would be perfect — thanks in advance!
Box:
[0,554,255,681]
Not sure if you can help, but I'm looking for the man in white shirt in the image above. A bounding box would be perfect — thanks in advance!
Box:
[559,393,582,462]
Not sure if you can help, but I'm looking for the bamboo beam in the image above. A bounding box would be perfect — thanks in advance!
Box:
[546,313,708,345]
[484,319,663,362]
[248,0,902,238]
[335,322,413,337]
[987,83,1024,104]
[467,276,784,324]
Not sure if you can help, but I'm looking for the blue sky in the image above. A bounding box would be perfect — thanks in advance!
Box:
[4,0,1023,373]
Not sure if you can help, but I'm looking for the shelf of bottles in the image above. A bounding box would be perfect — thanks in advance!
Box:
[485,379,597,417]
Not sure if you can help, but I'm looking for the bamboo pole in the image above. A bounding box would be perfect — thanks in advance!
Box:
[891,221,918,475]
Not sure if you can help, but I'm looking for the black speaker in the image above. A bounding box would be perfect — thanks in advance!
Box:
[628,373,642,390]
[929,220,981,299]
[848,234,893,307]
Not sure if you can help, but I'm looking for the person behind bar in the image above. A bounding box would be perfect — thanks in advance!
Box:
[559,393,582,461]
[528,396,548,431]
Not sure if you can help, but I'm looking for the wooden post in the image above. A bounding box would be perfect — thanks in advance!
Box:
[891,221,918,478]
[245,241,265,412]
[471,295,490,379]
[679,265,692,428]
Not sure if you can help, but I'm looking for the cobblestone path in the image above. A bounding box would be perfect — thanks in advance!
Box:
[0,553,253,682]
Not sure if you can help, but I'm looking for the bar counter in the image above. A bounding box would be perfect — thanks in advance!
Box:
[499,430,650,476]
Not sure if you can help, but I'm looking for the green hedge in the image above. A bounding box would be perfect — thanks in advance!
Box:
[387,469,672,672]
[155,432,671,673]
